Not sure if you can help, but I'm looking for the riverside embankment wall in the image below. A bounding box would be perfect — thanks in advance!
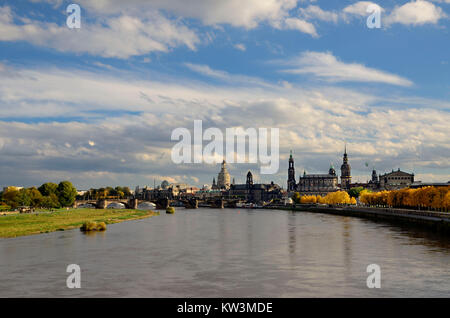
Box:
[266,204,450,233]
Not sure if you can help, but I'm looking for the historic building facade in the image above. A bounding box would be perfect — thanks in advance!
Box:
[212,160,231,190]
[297,166,339,196]
[378,169,414,190]
[287,147,352,195]
[228,171,282,203]
[364,168,415,191]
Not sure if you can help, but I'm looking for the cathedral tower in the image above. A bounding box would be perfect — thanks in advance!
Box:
[340,145,352,190]
[287,150,296,191]
[246,171,253,188]
[217,160,231,189]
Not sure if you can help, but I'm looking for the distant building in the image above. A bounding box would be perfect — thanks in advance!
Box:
[409,181,449,189]
[195,189,223,200]
[137,182,197,200]
[77,190,88,196]
[286,148,348,196]
[340,145,351,190]
[212,160,231,190]
[297,165,339,196]
[228,171,282,203]
[2,186,23,192]
[378,169,414,190]
[287,150,296,191]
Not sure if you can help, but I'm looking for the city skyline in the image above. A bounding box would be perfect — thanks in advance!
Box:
[0,0,449,189]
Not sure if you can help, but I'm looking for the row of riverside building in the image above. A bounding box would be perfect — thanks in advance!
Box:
[287,146,416,196]
[136,147,446,204]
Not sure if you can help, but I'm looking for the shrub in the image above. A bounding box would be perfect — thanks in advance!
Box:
[166,207,175,214]
[80,221,107,232]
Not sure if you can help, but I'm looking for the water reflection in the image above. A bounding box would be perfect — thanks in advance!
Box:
[1,208,450,297]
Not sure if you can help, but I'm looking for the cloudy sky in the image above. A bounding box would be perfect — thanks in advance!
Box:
[0,0,449,190]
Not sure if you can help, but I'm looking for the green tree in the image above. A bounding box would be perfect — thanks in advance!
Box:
[348,187,365,198]
[57,181,77,207]
[28,187,44,208]
[42,193,61,209]
[2,187,20,209]
[123,187,131,197]
[292,192,301,204]
[38,182,58,196]
[18,188,32,207]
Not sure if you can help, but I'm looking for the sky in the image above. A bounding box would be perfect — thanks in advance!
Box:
[0,0,449,190]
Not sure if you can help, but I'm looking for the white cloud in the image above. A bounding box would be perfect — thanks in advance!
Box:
[234,43,246,51]
[279,51,414,87]
[342,1,447,27]
[343,1,383,17]
[284,17,318,37]
[0,6,199,58]
[74,0,299,29]
[0,64,448,188]
[299,5,339,23]
[184,63,278,88]
[385,0,447,26]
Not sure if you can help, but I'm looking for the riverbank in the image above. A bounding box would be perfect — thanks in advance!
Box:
[269,204,450,233]
[0,208,158,238]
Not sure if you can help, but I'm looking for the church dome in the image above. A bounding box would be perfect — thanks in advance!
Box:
[329,164,336,176]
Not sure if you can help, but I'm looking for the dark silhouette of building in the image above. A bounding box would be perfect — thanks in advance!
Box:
[287,150,296,191]
[340,145,352,190]
[228,171,281,203]
[297,166,339,196]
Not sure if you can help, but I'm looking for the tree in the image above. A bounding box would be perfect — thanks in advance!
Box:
[348,187,365,198]
[322,191,352,205]
[300,195,317,203]
[1,187,20,209]
[28,187,43,208]
[443,192,450,211]
[57,181,77,207]
[123,187,131,197]
[42,193,60,209]
[18,188,32,207]
[292,192,301,204]
[38,182,58,196]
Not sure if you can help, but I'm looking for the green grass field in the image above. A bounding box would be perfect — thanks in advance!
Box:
[0,208,158,238]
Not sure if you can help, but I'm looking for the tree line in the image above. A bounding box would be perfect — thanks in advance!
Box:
[79,186,132,200]
[292,191,357,205]
[360,186,450,211]
[291,186,450,212]
[0,181,77,210]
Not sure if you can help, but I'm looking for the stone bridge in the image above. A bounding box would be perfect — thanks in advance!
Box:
[74,197,240,210]
[74,198,170,210]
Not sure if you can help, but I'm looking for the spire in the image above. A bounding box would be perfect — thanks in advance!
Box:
[344,143,347,155]
[246,171,253,187]
[290,149,292,158]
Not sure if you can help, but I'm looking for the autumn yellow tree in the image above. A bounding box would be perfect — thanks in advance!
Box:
[360,186,449,211]
[322,191,352,205]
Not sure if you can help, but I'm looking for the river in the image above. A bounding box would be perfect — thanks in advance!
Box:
[1,208,450,297]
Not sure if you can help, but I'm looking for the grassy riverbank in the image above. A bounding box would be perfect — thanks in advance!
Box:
[0,208,158,238]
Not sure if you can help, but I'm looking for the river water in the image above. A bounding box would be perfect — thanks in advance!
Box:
[1,208,450,297]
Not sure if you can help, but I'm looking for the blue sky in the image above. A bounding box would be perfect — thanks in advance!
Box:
[0,0,449,189]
